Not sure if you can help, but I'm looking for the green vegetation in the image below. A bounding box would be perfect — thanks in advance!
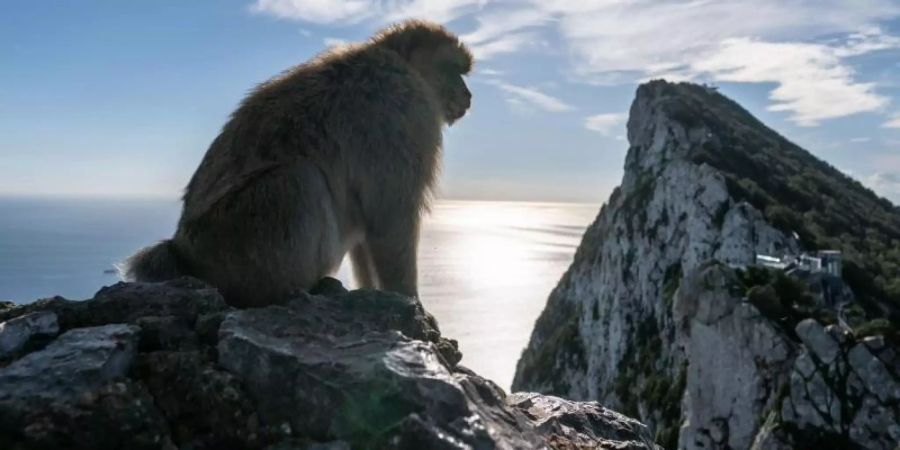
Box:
[611,315,685,450]
[712,201,730,229]
[735,266,823,337]
[747,285,782,317]
[662,262,682,307]
[619,171,657,234]
[623,248,637,283]
[648,364,686,450]
[777,422,865,450]
[734,265,900,342]
[515,300,587,395]
[647,81,900,326]
[852,318,900,344]
[613,317,662,417]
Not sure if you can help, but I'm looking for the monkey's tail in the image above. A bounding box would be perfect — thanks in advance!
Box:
[119,239,188,282]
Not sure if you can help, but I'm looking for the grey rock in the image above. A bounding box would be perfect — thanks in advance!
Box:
[749,414,795,450]
[0,324,140,401]
[508,392,660,449]
[0,278,654,449]
[0,310,58,358]
[824,324,851,346]
[0,277,229,332]
[0,324,171,449]
[795,319,840,364]
[675,265,795,450]
[133,350,262,449]
[135,314,198,351]
[849,395,900,450]
[793,353,817,379]
[848,343,900,403]
[772,335,900,450]
[217,302,543,448]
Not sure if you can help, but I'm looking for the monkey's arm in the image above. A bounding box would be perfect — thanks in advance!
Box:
[366,215,420,298]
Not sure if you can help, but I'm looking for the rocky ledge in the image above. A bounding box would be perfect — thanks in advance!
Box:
[0,278,658,449]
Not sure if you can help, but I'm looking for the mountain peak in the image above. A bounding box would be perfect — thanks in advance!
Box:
[626,80,781,173]
[514,79,900,450]
[628,80,900,316]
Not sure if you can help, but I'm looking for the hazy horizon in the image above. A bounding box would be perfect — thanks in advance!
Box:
[0,192,605,206]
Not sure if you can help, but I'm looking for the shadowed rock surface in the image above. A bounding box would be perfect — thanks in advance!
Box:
[0,278,658,449]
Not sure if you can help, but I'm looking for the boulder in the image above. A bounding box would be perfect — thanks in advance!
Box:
[0,278,657,449]
[0,311,58,359]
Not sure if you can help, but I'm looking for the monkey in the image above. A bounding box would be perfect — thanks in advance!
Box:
[122,20,473,307]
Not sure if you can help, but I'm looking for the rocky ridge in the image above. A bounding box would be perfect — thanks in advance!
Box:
[513,81,900,449]
[0,278,658,449]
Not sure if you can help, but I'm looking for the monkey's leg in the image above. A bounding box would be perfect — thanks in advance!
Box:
[350,243,378,289]
[367,217,420,298]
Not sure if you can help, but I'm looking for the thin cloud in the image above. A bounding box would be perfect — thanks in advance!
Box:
[850,137,872,143]
[250,0,373,23]
[382,0,485,24]
[251,0,483,24]
[488,81,573,113]
[249,0,900,125]
[323,37,349,47]
[692,38,888,126]
[475,67,503,76]
[584,113,627,136]
[545,2,900,126]
[469,32,536,60]
[883,113,900,129]
[864,172,900,203]
[461,7,548,59]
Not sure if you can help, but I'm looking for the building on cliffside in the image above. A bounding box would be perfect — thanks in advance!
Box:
[754,250,843,277]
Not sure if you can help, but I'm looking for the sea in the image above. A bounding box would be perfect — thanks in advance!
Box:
[0,196,598,390]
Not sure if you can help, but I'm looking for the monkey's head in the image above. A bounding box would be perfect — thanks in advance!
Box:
[373,20,474,125]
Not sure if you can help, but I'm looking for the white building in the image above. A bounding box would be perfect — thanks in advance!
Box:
[797,254,822,272]
[819,251,842,277]
[754,250,842,277]
[755,254,789,270]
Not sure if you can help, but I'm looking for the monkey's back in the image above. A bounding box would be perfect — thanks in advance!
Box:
[183,46,442,219]
[171,45,445,305]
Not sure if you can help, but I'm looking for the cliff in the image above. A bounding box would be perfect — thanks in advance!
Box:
[513,81,900,449]
[0,278,658,449]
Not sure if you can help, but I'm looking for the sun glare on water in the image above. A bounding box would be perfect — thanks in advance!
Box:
[337,200,597,389]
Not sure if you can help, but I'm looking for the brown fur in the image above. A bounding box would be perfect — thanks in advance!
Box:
[123,20,473,307]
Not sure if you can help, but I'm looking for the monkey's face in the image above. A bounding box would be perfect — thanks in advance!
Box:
[437,70,472,124]
[412,46,472,125]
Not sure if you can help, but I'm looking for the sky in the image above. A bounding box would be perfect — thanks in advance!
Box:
[1,1,899,204]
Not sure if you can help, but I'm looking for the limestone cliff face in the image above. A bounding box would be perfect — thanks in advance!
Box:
[513,81,900,449]
[681,264,900,450]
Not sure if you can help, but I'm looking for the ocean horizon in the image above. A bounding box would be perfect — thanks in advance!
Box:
[0,195,597,389]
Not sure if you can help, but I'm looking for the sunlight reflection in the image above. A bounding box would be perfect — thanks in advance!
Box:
[336,200,598,389]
